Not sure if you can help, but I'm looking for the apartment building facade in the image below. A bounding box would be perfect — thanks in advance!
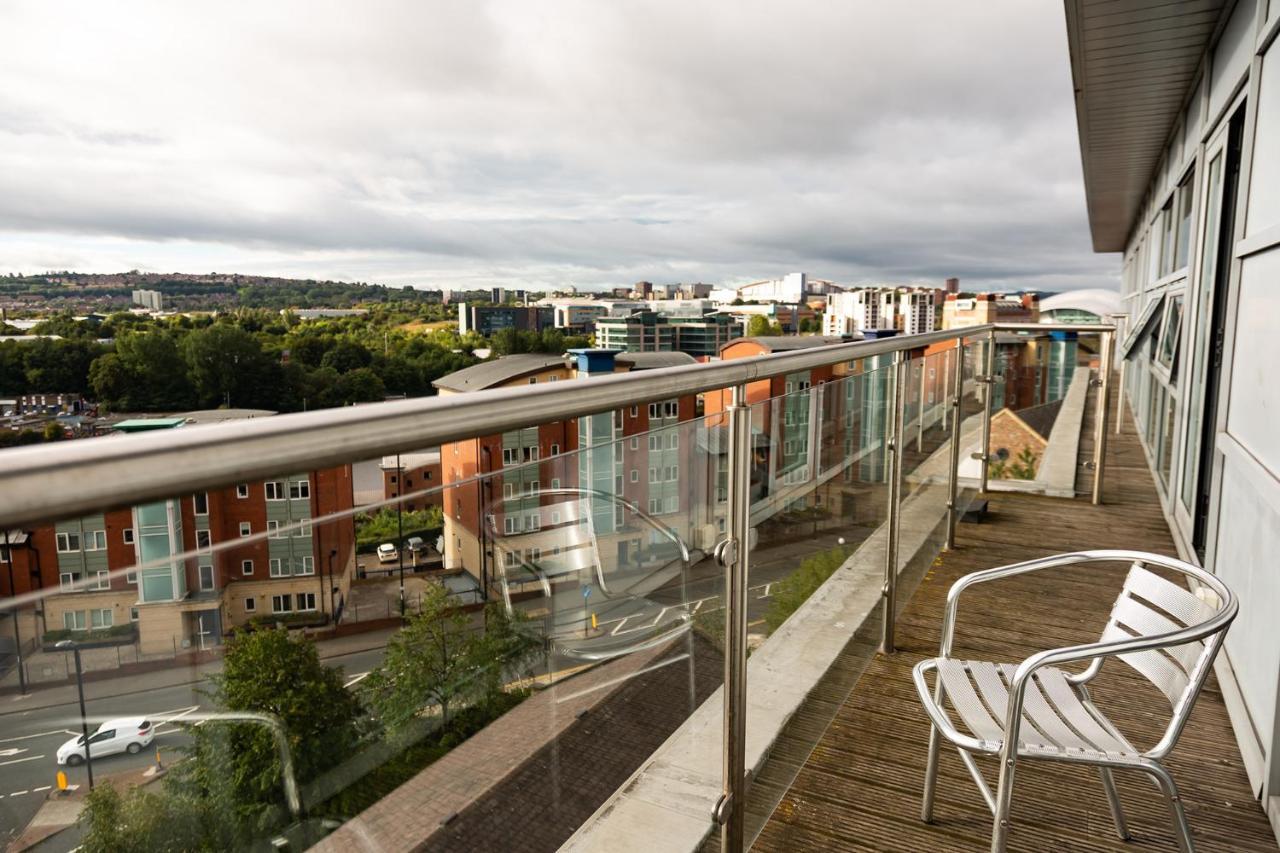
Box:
[1067,0,1280,821]
[433,351,700,597]
[0,420,355,654]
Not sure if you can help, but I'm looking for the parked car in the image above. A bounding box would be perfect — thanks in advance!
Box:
[57,717,154,765]
[376,543,398,564]
[405,536,426,555]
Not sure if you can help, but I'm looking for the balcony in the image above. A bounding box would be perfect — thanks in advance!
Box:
[750,388,1275,852]
[0,325,1272,852]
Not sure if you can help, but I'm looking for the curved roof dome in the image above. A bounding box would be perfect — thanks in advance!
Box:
[1039,288,1122,320]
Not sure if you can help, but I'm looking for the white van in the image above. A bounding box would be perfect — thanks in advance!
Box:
[57,717,155,765]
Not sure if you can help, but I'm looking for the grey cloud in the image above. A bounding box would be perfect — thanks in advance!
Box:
[0,0,1116,291]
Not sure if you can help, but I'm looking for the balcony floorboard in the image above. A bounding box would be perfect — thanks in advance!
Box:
[752,394,1276,852]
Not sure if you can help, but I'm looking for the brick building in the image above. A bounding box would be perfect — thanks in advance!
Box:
[381,450,444,511]
[0,415,355,655]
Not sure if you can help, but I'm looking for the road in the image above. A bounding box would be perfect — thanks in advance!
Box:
[0,645,387,846]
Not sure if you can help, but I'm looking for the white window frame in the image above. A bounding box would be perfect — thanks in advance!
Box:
[271,594,292,614]
[196,530,212,552]
[298,556,314,575]
[94,570,110,590]
[83,529,107,551]
[297,592,317,611]
[56,532,80,553]
[194,492,209,516]
[267,520,282,539]
[269,558,285,577]
[290,480,310,501]
[122,528,135,545]
[265,481,285,501]
[503,482,516,500]
[236,483,249,499]
[649,467,658,483]
[198,564,215,591]
[241,559,254,576]
[295,519,312,538]
[244,597,256,613]
[63,610,86,631]
[239,522,252,538]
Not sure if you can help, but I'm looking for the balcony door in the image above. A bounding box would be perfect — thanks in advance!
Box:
[1176,106,1244,561]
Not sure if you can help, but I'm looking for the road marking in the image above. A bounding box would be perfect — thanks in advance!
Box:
[0,730,74,744]
[344,672,370,688]
[10,790,28,796]
[33,786,50,792]
[0,747,28,758]
[609,617,630,636]
[760,583,773,597]
[0,755,44,767]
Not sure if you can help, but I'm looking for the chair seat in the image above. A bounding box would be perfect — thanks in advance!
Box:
[922,658,1141,761]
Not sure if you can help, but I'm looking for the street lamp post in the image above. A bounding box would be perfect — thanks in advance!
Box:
[396,453,405,616]
[3,530,27,694]
[56,639,93,789]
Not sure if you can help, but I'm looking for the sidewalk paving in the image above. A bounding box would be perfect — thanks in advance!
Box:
[0,626,401,717]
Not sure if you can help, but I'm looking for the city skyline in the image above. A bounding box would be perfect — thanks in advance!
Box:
[0,1,1115,293]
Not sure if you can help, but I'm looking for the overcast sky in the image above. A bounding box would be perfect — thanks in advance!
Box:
[0,1,1118,292]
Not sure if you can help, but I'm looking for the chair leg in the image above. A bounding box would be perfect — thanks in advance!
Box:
[1098,768,1130,841]
[989,754,1018,853]
[1143,763,1194,853]
[921,723,943,823]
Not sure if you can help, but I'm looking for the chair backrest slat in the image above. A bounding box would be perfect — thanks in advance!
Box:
[1100,563,1223,708]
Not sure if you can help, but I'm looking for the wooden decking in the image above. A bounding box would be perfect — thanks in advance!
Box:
[752,397,1276,851]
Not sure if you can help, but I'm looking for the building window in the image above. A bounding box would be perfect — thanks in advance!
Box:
[91,608,113,629]
[551,478,561,490]
[244,597,256,613]
[550,443,560,456]
[664,401,678,418]
[265,481,285,501]
[528,377,537,384]
[290,480,310,501]
[649,498,661,514]
[668,433,679,449]
[267,521,282,539]
[526,514,541,531]
[236,483,249,499]
[269,558,285,577]
[630,469,639,482]
[524,446,539,463]
[196,530,212,551]
[525,480,539,497]
[56,532,80,553]
[129,607,139,622]
[503,483,516,500]
[649,467,658,483]
[123,528,135,545]
[649,435,660,451]
[504,517,518,534]
[63,610,86,630]
[630,437,639,450]
[194,492,209,515]
[84,530,107,551]
[241,559,254,576]
[0,544,8,563]
[502,448,517,465]
[126,569,137,584]
[296,592,317,611]
[94,571,110,590]
[239,522,252,538]
[298,556,314,575]
[630,405,638,417]
[648,403,659,419]
[295,519,312,537]
[271,594,292,613]
[199,565,214,590]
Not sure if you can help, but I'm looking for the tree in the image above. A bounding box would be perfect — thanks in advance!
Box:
[364,584,481,730]
[332,367,386,404]
[319,339,373,373]
[166,629,364,840]
[182,324,278,409]
[79,784,205,853]
[42,421,66,442]
[765,546,850,633]
[746,315,782,337]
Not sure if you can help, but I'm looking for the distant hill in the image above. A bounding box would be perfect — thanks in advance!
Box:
[0,271,444,313]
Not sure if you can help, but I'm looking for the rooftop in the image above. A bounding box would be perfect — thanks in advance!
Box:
[430,353,568,392]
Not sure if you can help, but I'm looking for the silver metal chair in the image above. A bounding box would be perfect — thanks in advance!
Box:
[912,550,1237,853]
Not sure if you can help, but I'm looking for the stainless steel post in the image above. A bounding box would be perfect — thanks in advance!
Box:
[1113,316,1126,435]
[978,329,997,494]
[882,352,908,655]
[718,384,752,853]
[1092,330,1114,505]
[917,358,926,452]
[945,340,966,550]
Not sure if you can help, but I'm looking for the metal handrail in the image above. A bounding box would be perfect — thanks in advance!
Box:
[0,322,1113,528]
